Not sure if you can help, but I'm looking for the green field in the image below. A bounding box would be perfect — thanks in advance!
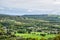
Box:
[15,32,57,39]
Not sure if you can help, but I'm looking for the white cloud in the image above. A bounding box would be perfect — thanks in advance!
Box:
[27,9,33,13]
[54,2,60,4]
[0,0,55,9]
[0,0,60,15]
[0,7,5,9]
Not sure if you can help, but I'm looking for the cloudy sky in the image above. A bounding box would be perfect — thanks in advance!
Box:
[0,0,60,15]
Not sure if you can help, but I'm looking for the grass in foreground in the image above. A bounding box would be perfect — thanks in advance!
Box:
[15,32,56,39]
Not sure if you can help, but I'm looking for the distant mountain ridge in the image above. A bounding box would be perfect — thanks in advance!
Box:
[22,14,60,22]
[0,14,60,22]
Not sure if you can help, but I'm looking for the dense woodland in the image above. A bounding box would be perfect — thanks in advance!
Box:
[0,14,60,40]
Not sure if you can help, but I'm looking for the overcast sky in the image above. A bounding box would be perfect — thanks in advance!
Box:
[0,0,60,15]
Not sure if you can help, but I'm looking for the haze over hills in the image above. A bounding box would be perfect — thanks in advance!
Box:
[0,14,60,22]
